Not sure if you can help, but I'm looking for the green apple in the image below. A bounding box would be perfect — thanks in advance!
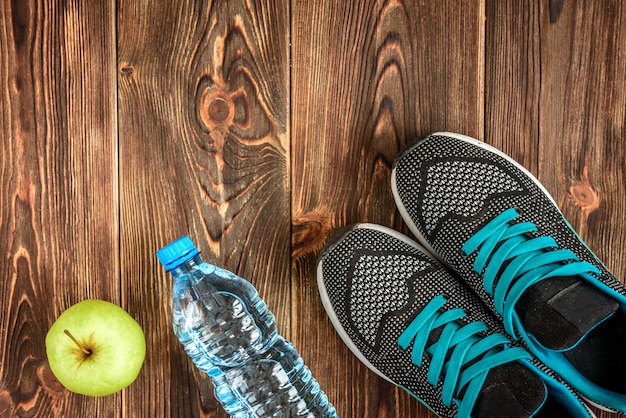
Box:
[45,299,146,396]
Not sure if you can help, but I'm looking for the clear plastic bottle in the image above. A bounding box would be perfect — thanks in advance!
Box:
[157,236,338,418]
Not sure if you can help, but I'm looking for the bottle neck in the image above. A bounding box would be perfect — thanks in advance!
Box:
[168,255,204,279]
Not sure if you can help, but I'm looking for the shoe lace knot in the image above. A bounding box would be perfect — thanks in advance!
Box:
[462,207,601,338]
[398,294,531,417]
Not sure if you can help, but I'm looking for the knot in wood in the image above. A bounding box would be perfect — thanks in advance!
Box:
[569,181,600,213]
[208,97,229,123]
[199,89,233,130]
[291,209,332,259]
[120,66,134,76]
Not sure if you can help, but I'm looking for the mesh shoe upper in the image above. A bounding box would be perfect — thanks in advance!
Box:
[392,133,626,301]
[316,223,592,418]
[392,132,626,412]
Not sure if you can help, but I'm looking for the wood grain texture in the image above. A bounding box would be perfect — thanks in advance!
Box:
[0,0,119,416]
[485,0,540,172]
[1,0,625,417]
[291,1,483,416]
[117,0,289,416]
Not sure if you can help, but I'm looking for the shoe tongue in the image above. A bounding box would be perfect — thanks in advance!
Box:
[517,275,619,350]
[472,362,547,418]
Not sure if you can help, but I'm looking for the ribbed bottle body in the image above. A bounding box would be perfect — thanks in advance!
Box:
[170,260,337,417]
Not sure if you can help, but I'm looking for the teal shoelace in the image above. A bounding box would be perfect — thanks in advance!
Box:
[462,207,601,338]
[397,294,530,417]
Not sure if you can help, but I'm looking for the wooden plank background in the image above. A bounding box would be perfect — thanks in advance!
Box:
[1,0,624,417]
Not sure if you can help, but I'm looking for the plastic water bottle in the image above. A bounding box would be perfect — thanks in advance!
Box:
[157,236,338,418]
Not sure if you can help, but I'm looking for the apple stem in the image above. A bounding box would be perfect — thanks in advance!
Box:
[64,329,92,355]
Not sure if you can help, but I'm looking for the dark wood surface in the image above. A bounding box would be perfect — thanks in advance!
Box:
[1,1,625,416]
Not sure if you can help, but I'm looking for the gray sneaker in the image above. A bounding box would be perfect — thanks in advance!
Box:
[392,132,626,413]
[317,223,593,417]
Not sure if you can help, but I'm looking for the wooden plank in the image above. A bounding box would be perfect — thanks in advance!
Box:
[0,0,118,416]
[117,0,290,416]
[484,0,540,173]
[538,1,626,286]
[291,1,484,416]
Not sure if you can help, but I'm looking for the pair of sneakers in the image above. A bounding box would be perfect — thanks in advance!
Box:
[317,132,626,417]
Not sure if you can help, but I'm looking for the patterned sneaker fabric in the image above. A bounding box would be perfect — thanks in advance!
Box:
[316,224,592,418]
[392,132,626,412]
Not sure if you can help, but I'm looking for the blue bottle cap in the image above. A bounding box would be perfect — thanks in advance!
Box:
[156,236,200,272]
